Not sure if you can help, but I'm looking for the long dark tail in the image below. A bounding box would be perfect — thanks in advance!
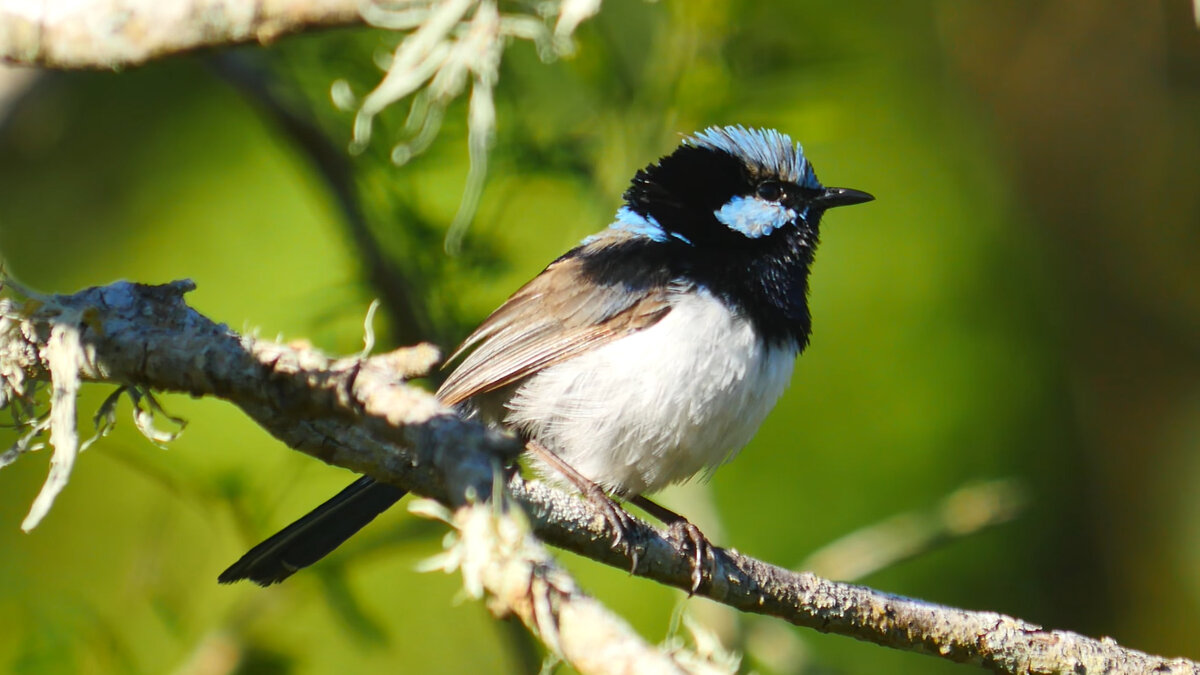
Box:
[219,477,407,586]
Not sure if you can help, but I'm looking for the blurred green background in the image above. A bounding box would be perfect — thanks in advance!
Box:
[1,0,1198,673]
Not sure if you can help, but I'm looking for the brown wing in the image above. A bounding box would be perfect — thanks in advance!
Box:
[435,253,673,407]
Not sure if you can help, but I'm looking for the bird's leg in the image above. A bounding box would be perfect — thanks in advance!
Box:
[630,495,713,594]
[525,440,640,570]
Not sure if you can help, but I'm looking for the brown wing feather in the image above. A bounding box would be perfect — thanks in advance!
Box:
[435,254,672,407]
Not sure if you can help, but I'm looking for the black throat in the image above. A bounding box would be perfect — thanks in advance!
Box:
[574,226,819,350]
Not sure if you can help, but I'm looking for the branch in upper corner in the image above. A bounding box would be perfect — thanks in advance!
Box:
[0,0,363,70]
[0,0,607,255]
[0,279,1197,675]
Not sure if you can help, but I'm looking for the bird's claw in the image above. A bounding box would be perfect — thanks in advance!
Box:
[667,519,713,594]
[583,485,640,572]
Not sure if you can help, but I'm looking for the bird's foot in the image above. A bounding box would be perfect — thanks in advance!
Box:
[666,519,713,594]
[630,495,714,594]
[582,483,641,571]
[525,440,642,571]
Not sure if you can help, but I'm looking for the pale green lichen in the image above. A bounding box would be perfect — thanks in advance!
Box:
[341,0,604,252]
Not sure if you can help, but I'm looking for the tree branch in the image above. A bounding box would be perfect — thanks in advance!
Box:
[1,279,1196,674]
[0,0,362,70]
[0,279,714,675]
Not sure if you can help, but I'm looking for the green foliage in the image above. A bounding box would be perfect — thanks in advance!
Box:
[1,1,1198,673]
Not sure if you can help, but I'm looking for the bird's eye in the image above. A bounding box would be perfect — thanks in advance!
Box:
[756,181,784,202]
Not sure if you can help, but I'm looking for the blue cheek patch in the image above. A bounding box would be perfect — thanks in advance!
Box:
[586,206,693,245]
[714,196,800,238]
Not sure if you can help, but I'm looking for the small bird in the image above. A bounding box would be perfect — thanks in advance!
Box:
[219,126,872,588]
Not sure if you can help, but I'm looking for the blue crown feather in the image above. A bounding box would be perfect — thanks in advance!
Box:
[686,126,821,190]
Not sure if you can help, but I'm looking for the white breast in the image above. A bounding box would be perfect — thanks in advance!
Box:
[503,288,797,496]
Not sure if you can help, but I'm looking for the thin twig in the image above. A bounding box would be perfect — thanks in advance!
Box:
[802,479,1027,582]
[205,51,438,346]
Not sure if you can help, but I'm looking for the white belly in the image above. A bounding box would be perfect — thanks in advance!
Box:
[503,289,797,496]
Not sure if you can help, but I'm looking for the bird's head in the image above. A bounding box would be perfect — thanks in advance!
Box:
[616,126,873,250]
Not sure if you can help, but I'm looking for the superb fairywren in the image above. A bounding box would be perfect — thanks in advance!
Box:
[220,126,873,587]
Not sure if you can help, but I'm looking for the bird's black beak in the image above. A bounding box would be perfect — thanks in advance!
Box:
[815,187,874,209]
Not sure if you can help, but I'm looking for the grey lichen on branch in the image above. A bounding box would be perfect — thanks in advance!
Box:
[0,278,1197,675]
[412,495,710,675]
[0,278,520,512]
